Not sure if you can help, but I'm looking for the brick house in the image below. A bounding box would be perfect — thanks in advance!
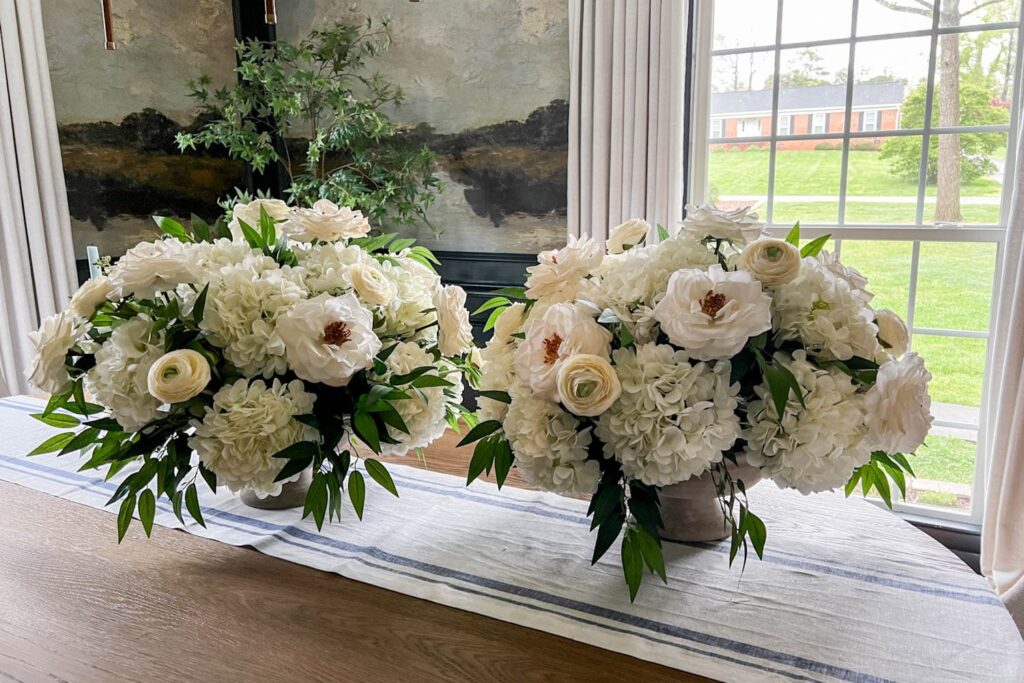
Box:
[710,81,904,150]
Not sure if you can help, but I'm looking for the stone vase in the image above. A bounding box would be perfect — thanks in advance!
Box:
[239,469,313,511]
[659,456,764,542]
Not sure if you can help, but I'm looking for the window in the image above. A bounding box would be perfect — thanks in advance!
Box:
[693,0,1024,526]
[738,117,762,137]
[711,118,724,138]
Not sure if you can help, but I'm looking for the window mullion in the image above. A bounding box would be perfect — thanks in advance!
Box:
[765,0,784,224]
[915,5,942,226]
[838,0,859,226]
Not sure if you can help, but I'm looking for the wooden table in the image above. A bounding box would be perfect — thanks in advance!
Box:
[0,432,703,682]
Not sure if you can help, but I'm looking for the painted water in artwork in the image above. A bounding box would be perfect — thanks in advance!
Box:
[42,0,568,259]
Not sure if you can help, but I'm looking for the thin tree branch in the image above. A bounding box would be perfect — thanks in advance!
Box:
[962,0,1004,18]
[871,0,932,17]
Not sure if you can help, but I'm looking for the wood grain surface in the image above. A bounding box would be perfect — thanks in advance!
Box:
[0,432,709,683]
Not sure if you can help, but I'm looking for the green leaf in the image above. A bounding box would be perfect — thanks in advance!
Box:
[275,456,313,482]
[745,511,767,559]
[353,412,380,453]
[621,529,644,602]
[185,484,205,528]
[83,417,124,431]
[364,458,398,497]
[473,296,510,316]
[236,219,263,249]
[138,489,156,538]
[657,223,669,241]
[633,526,667,583]
[28,431,76,455]
[31,412,80,429]
[304,473,328,529]
[192,284,210,325]
[259,206,277,247]
[758,356,803,419]
[476,390,511,404]
[890,452,916,478]
[467,437,496,484]
[785,222,800,245]
[172,490,185,525]
[153,216,192,243]
[800,234,831,258]
[873,464,893,508]
[117,493,136,543]
[190,213,211,241]
[844,468,862,497]
[457,419,502,447]
[493,438,514,488]
[492,286,527,300]
[484,306,505,333]
[591,512,625,565]
[348,470,366,520]
[59,427,100,455]
[409,374,453,389]
[198,462,217,493]
[273,441,320,459]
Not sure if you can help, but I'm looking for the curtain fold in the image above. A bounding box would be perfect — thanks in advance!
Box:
[0,0,77,397]
[568,0,686,243]
[982,109,1024,636]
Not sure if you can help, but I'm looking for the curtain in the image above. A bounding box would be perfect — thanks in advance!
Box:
[0,0,77,397]
[567,0,687,243]
[981,110,1024,635]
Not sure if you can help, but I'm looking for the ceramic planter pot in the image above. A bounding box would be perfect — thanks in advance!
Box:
[659,456,764,542]
[239,469,313,510]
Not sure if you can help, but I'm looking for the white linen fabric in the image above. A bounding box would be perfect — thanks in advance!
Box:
[568,0,686,244]
[0,0,77,397]
[1,395,1022,682]
[982,109,1024,636]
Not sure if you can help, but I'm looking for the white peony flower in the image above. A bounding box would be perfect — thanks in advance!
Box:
[189,378,317,495]
[817,250,873,303]
[681,204,765,245]
[556,354,621,417]
[378,257,441,339]
[492,302,526,346]
[108,239,204,300]
[513,302,613,401]
[606,218,650,254]
[376,341,463,456]
[435,284,474,357]
[228,198,290,241]
[504,379,600,495]
[85,315,165,431]
[278,292,381,387]
[477,341,517,422]
[349,261,395,307]
[26,312,78,394]
[596,343,741,486]
[525,235,604,304]
[744,350,872,494]
[864,352,932,454]
[653,265,773,361]
[69,277,114,318]
[739,238,802,286]
[284,199,371,242]
[772,258,880,361]
[874,309,909,358]
[146,350,211,404]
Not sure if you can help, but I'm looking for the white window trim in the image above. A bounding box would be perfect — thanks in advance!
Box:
[779,113,792,135]
[811,111,826,134]
[862,109,878,132]
[711,117,723,138]
[688,0,1024,528]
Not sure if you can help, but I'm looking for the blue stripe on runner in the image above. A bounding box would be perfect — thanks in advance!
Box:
[0,454,890,683]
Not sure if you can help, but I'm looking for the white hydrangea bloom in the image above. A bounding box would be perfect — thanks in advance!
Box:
[108,239,205,300]
[376,341,463,456]
[595,343,741,486]
[817,250,873,303]
[294,241,372,296]
[85,315,165,431]
[504,380,600,495]
[745,350,872,494]
[189,378,317,496]
[378,256,441,339]
[477,340,517,422]
[191,239,267,277]
[772,258,880,361]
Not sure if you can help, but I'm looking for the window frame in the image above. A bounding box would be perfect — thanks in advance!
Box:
[811,111,826,134]
[861,109,878,132]
[711,117,724,138]
[688,0,1024,528]
[779,113,792,135]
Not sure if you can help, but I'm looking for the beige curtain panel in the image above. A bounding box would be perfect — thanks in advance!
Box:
[567,0,687,243]
[0,0,77,396]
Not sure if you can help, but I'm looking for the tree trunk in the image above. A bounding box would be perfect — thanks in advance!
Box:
[934,1,962,223]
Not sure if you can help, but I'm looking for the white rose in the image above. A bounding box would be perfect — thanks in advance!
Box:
[108,239,204,300]
[514,302,613,401]
[865,352,933,454]
[435,284,474,357]
[69,276,115,318]
[279,292,381,387]
[146,350,212,404]
[875,309,909,358]
[349,261,394,307]
[228,198,291,241]
[681,204,765,245]
[606,218,650,254]
[739,238,801,286]
[284,199,371,242]
[653,265,773,361]
[525,235,604,303]
[493,302,526,345]
[26,312,77,394]
[556,354,621,417]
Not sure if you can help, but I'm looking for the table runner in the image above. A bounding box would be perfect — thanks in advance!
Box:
[0,395,1021,682]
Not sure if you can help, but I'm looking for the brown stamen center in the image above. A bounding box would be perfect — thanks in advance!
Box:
[542,333,563,365]
[700,290,727,319]
[322,321,352,346]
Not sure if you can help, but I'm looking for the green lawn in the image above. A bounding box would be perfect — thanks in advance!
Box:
[913,435,977,486]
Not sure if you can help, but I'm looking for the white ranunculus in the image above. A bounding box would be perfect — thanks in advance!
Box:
[492,302,526,345]
[606,218,650,254]
[147,350,211,404]
[108,239,203,300]
[817,250,873,303]
[26,312,77,394]
[189,378,317,495]
[652,265,772,361]
[228,198,291,241]
[556,354,621,417]
[284,199,371,242]
[875,309,909,358]
[865,352,933,454]
[435,284,474,357]
[525,235,604,304]
[681,204,765,245]
[740,238,802,286]
[349,261,395,307]
[85,315,165,431]
[69,276,114,318]
[513,302,613,401]
[278,292,381,387]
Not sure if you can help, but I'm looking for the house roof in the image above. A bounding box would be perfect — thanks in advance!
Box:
[711,81,905,116]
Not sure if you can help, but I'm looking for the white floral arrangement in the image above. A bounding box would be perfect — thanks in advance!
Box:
[26,198,477,538]
[463,205,932,599]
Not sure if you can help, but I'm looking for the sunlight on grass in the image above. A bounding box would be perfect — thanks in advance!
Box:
[912,435,977,486]
[912,335,988,407]
[916,242,996,331]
